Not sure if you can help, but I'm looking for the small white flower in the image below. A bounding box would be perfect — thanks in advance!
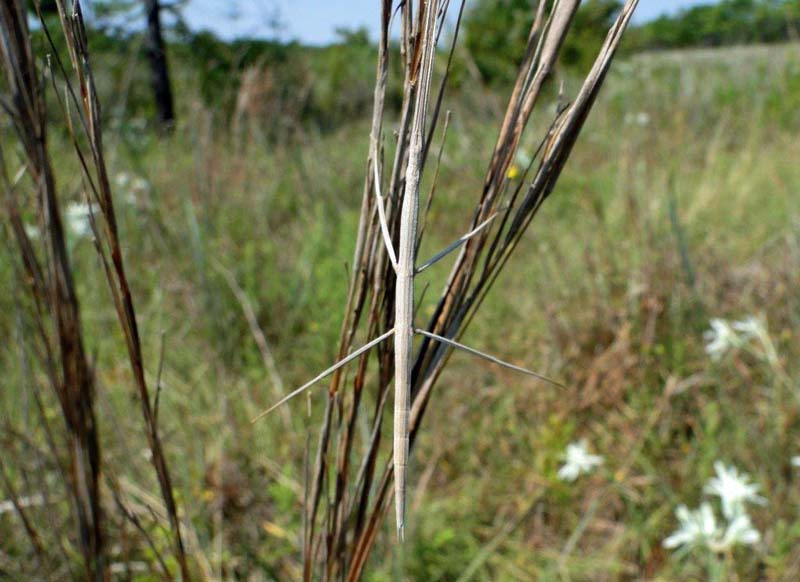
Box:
[132,177,150,193]
[114,172,132,188]
[665,461,766,555]
[704,315,779,365]
[791,456,800,468]
[663,503,720,550]
[732,316,765,339]
[704,318,741,360]
[0,493,45,515]
[624,111,651,126]
[65,201,98,237]
[733,315,779,366]
[704,462,765,520]
[24,223,40,239]
[557,440,604,482]
[712,512,760,551]
[515,148,532,169]
[664,502,762,552]
[115,173,151,205]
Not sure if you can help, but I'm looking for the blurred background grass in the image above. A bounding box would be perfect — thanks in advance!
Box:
[2,1,800,580]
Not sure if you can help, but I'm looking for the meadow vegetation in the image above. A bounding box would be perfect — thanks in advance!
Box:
[1,3,800,581]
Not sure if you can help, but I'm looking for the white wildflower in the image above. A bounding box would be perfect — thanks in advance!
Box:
[705,315,779,365]
[732,316,765,339]
[65,201,98,237]
[624,111,651,126]
[114,172,132,188]
[115,172,151,204]
[665,461,765,555]
[704,318,741,360]
[703,462,765,520]
[557,440,604,482]
[733,315,779,366]
[711,512,760,551]
[664,502,761,553]
[0,493,45,515]
[24,223,40,240]
[792,456,800,468]
[132,177,151,193]
[515,148,532,169]
[663,503,720,550]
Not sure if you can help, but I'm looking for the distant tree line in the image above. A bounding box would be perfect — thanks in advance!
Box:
[463,0,623,85]
[462,0,800,84]
[629,0,800,50]
[25,0,800,133]
[31,0,176,132]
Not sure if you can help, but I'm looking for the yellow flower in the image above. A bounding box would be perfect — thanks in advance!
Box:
[507,164,520,180]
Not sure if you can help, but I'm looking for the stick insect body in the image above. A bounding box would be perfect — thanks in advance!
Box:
[253,0,561,541]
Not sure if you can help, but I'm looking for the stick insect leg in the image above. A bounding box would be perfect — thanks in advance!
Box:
[373,159,398,271]
[415,329,564,387]
[251,328,396,422]
[415,210,504,275]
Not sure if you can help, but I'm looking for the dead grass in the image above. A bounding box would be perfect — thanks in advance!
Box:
[1,4,799,580]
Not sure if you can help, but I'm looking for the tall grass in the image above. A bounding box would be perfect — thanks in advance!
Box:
[278,0,640,578]
[1,2,799,581]
[1,2,105,577]
[1,1,188,578]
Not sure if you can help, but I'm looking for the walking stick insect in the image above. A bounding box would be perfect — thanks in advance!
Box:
[252,0,561,541]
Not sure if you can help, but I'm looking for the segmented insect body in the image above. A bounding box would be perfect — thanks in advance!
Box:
[392,0,439,540]
[253,0,563,543]
[392,192,415,541]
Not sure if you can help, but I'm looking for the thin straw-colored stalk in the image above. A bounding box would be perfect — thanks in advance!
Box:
[267,0,640,578]
[2,0,195,576]
[47,2,192,577]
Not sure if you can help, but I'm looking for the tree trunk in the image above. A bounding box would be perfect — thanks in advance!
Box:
[143,0,175,130]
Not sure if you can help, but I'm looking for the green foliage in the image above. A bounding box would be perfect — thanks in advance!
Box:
[4,7,800,577]
[463,0,623,85]
[565,0,624,69]
[175,32,292,108]
[25,0,58,14]
[630,0,800,49]
[62,24,386,134]
[91,0,139,20]
[463,0,537,85]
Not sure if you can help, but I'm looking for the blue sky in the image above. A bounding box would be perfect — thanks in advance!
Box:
[182,1,718,45]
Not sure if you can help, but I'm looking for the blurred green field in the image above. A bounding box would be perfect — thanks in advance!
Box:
[2,41,800,580]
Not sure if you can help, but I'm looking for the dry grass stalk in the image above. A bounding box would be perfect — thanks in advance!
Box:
[0,1,105,578]
[214,258,291,428]
[2,0,190,577]
[256,0,559,544]
[0,459,47,566]
[252,0,640,578]
[47,1,191,577]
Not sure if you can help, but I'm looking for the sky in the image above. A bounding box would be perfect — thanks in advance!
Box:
[182,1,719,45]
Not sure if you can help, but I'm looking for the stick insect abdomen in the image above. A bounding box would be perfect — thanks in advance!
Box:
[393,268,413,542]
[394,131,420,541]
[393,0,438,539]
